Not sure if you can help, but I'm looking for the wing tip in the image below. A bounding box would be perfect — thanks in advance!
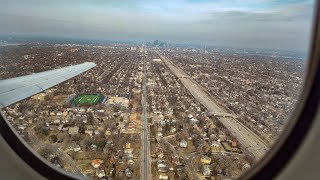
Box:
[84,62,96,67]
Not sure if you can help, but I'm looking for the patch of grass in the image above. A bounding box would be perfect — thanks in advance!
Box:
[72,94,103,106]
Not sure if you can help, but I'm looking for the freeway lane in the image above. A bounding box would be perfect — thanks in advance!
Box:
[156,51,268,159]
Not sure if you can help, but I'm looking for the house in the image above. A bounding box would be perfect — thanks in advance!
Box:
[159,173,169,180]
[112,129,119,135]
[211,141,222,152]
[218,132,226,141]
[179,139,188,148]
[160,120,166,126]
[87,108,92,112]
[90,144,98,151]
[124,148,133,155]
[124,143,131,149]
[170,127,176,133]
[128,159,134,165]
[176,164,185,171]
[109,156,117,165]
[105,129,112,136]
[222,141,238,152]
[242,163,251,170]
[108,168,115,177]
[158,167,168,173]
[18,125,27,130]
[190,118,199,124]
[62,111,68,117]
[97,109,105,113]
[82,118,88,124]
[157,160,167,169]
[58,124,64,131]
[158,152,164,159]
[172,156,182,165]
[96,169,105,178]
[125,168,132,177]
[106,140,113,146]
[53,119,61,124]
[151,153,157,159]
[94,130,101,135]
[85,130,94,136]
[91,159,103,168]
[42,110,49,116]
[69,144,81,152]
[203,165,211,177]
[68,126,79,135]
[85,125,94,130]
[231,139,238,152]
[201,155,211,165]
[231,139,237,147]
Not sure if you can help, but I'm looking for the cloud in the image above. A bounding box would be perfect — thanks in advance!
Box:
[0,0,315,51]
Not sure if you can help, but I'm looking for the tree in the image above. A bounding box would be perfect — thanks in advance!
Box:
[49,135,58,143]
[214,164,222,174]
[38,147,54,160]
[41,127,50,136]
[97,139,106,150]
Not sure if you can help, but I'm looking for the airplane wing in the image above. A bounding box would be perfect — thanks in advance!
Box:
[0,62,96,108]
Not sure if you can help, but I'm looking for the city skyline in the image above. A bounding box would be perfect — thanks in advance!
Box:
[0,0,314,51]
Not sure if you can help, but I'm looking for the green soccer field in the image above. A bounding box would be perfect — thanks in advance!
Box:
[72,94,103,106]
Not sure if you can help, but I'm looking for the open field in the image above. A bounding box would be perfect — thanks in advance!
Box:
[72,94,104,106]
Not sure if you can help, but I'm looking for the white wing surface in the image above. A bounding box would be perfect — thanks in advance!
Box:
[0,62,96,108]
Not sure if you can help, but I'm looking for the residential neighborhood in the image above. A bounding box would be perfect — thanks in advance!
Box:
[0,42,304,179]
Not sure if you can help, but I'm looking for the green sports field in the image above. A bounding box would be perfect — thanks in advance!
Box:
[72,94,103,106]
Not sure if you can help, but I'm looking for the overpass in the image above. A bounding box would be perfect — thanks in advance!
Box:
[156,51,268,159]
[209,112,239,118]
[178,76,189,78]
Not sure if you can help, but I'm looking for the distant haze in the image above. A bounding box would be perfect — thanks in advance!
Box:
[0,0,315,51]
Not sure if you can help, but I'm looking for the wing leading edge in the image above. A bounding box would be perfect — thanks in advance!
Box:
[0,62,96,108]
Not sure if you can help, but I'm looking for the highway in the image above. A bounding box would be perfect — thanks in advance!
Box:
[156,51,268,159]
[140,57,151,180]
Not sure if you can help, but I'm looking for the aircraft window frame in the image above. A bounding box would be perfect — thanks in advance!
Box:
[0,110,79,179]
[242,1,320,179]
[0,2,319,180]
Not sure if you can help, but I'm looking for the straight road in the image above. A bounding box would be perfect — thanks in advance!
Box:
[156,51,268,159]
[141,57,151,180]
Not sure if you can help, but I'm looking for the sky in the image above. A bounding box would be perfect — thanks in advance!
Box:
[0,0,315,51]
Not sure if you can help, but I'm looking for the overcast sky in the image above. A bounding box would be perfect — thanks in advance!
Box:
[0,0,315,51]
